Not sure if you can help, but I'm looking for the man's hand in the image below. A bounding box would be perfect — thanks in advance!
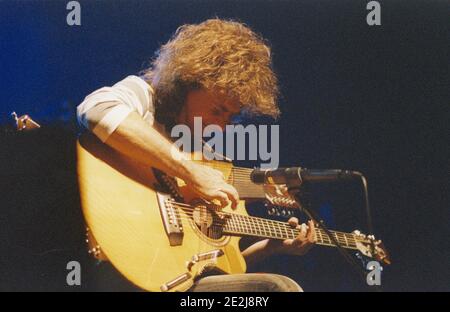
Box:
[270,218,316,256]
[282,218,316,255]
[183,162,239,209]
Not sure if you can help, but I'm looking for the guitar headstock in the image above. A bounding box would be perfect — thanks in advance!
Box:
[353,230,391,265]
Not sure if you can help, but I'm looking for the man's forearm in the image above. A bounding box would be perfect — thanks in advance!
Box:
[242,239,282,267]
[104,111,192,181]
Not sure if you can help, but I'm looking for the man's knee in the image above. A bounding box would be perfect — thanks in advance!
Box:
[260,274,303,292]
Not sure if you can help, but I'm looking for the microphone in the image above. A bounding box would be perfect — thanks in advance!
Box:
[250,167,362,186]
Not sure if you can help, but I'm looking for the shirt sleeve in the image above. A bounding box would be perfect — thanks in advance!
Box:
[76,75,153,142]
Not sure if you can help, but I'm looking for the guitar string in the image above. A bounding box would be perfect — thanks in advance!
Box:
[165,202,358,247]
[170,201,359,238]
[172,214,358,247]
[165,164,289,197]
[169,201,359,241]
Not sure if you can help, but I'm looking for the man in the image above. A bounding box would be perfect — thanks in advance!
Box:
[77,19,315,291]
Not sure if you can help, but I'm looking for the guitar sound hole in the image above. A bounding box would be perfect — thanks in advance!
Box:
[192,206,225,240]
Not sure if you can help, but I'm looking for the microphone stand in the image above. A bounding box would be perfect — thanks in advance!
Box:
[287,185,381,291]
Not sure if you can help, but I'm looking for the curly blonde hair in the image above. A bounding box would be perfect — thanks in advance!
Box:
[142,18,280,127]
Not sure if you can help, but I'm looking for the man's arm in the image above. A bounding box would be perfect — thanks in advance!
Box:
[105,111,192,180]
[103,111,239,208]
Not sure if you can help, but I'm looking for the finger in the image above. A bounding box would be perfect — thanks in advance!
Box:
[221,184,239,209]
[291,236,303,246]
[288,217,299,228]
[307,220,316,243]
[282,239,294,247]
[211,191,229,209]
[299,223,307,237]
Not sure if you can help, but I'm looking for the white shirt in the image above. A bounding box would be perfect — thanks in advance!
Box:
[77,75,155,142]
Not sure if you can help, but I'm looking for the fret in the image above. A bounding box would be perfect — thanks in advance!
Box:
[348,233,357,245]
[318,230,332,245]
[276,222,285,239]
[333,232,341,244]
[266,220,277,238]
[235,215,243,233]
[289,227,296,240]
[332,232,339,241]
[245,215,254,234]
[246,216,256,234]
[318,229,329,244]
[232,216,240,233]
[226,217,234,232]
[346,234,357,248]
[269,220,278,238]
[237,215,247,234]
[281,225,288,239]
[247,215,255,235]
[272,222,279,238]
[261,218,269,237]
[273,223,283,237]
[316,228,323,244]
[232,215,242,233]
[224,217,232,232]
[280,223,286,238]
[336,232,345,246]
[255,218,262,236]
[277,221,284,239]
[259,219,267,237]
[250,217,258,236]
[256,218,262,236]
[232,217,243,235]
[261,219,269,237]
[338,233,347,246]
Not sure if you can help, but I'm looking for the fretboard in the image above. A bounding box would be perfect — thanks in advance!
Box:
[222,213,359,250]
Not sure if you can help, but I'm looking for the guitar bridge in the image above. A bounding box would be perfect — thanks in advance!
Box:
[157,192,183,246]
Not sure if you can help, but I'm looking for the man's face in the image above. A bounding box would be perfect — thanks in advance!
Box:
[178,89,241,130]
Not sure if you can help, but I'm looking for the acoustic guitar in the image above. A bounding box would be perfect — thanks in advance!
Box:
[76,133,389,292]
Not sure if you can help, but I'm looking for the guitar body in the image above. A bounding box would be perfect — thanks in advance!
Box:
[76,134,246,292]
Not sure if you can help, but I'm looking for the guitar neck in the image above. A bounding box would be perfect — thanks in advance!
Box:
[222,213,359,250]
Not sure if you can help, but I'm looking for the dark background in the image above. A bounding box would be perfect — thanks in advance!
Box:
[0,0,448,291]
